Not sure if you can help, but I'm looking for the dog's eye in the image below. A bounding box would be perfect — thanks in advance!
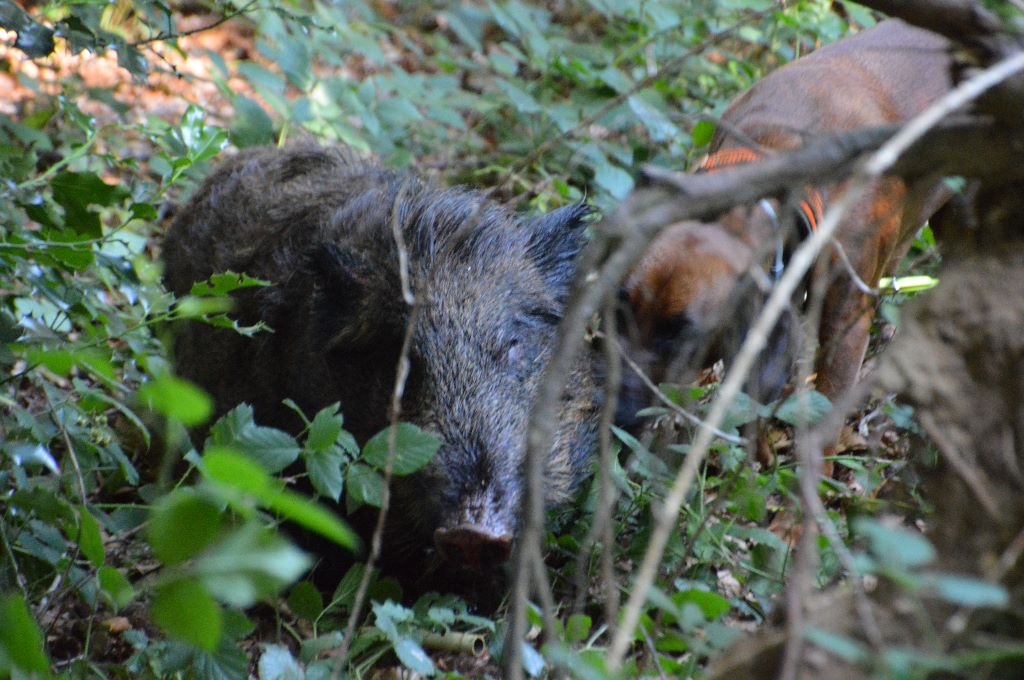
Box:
[507,337,524,364]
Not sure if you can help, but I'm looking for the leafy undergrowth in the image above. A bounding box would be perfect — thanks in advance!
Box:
[0,1,964,678]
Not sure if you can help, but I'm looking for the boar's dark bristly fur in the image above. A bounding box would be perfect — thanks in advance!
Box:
[163,144,600,591]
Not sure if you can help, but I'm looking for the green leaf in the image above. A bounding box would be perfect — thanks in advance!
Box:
[922,573,1009,608]
[361,423,441,475]
[593,161,634,200]
[51,171,126,238]
[373,600,413,641]
[627,91,679,142]
[287,581,324,621]
[148,490,226,565]
[331,563,369,610]
[138,373,213,427]
[203,448,358,549]
[306,404,344,452]
[769,390,832,426]
[854,518,935,568]
[76,505,105,567]
[39,229,95,270]
[189,271,271,297]
[192,524,311,607]
[521,641,546,677]
[731,475,767,522]
[5,442,59,473]
[28,347,115,381]
[566,613,592,643]
[203,446,274,495]
[231,95,275,147]
[98,566,136,610]
[264,484,359,550]
[208,405,301,473]
[394,637,435,676]
[803,627,869,663]
[496,79,541,114]
[191,634,251,680]
[152,578,224,651]
[691,119,717,147]
[0,594,50,674]
[305,446,345,501]
[427,605,455,626]
[0,0,55,57]
[675,589,730,620]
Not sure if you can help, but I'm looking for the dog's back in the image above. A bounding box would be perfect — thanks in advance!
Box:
[621,20,955,431]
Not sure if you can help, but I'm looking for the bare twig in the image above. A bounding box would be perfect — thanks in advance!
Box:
[331,181,416,675]
[505,227,652,679]
[573,297,623,626]
[130,1,262,48]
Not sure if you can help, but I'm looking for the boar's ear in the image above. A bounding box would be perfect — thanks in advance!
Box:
[306,243,373,348]
[526,203,591,296]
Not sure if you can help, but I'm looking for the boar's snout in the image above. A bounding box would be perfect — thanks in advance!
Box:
[434,525,513,571]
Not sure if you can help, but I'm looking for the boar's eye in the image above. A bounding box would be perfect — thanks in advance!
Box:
[527,307,561,327]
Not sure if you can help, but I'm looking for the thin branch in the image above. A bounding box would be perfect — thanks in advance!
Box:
[331,181,416,675]
[573,297,623,625]
[130,1,262,48]
[504,227,652,679]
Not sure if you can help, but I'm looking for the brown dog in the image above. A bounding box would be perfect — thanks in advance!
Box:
[621,20,954,435]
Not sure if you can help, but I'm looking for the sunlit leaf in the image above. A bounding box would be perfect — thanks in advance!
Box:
[258,644,304,680]
[394,637,435,676]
